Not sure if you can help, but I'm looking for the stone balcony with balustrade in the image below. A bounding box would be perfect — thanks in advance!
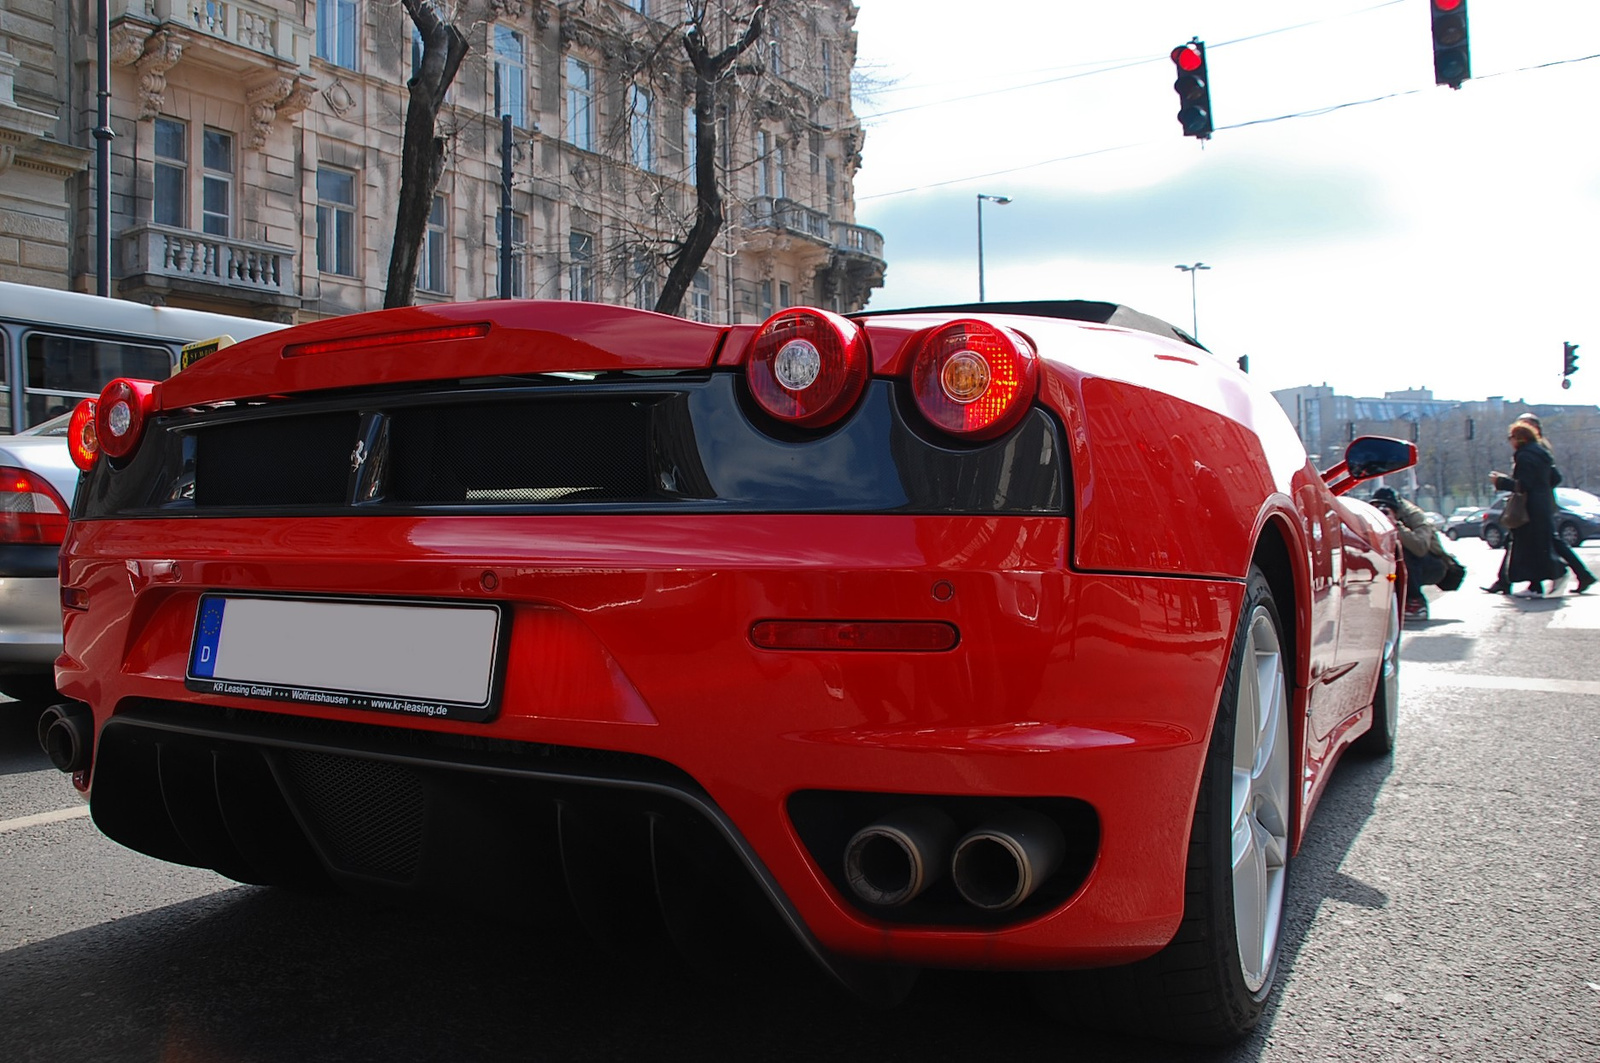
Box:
[119,223,298,313]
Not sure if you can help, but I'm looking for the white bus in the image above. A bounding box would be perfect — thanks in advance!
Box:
[0,282,287,432]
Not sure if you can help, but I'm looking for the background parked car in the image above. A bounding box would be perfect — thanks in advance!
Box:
[1481,488,1600,548]
[0,413,77,701]
[1444,506,1486,540]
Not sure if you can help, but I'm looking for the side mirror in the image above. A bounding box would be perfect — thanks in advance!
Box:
[1323,435,1417,496]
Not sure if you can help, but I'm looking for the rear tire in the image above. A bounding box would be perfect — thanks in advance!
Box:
[1559,522,1581,548]
[1484,524,1504,549]
[1033,566,1290,1044]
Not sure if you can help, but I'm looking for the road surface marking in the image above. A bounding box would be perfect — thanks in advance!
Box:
[0,805,91,834]
[1406,668,1600,698]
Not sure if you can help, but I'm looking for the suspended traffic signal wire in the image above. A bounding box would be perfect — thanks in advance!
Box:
[856,0,1408,123]
[857,51,1600,201]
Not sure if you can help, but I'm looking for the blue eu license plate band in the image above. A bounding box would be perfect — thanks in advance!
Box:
[186,595,505,722]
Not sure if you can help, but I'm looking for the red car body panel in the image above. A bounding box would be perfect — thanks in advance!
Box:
[52,299,1408,976]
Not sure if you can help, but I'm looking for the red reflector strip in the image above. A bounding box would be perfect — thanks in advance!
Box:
[61,586,89,611]
[750,620,959,652]
[283,322,491,358]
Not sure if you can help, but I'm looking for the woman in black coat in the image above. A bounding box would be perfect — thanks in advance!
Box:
[1490,422,1565,595]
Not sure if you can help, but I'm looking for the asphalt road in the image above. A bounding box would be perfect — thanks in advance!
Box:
[2,535,1597,1062]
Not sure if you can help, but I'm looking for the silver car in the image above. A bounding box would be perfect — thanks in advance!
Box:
[0,412,77,701]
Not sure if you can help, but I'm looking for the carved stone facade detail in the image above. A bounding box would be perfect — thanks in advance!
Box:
[133,29,189,119]
[244,75,296,149]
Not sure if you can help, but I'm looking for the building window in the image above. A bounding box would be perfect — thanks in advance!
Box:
[758,131,772,198]
[494,26,526,127]
[768,21,782,79]
[759,279,774,319]
[821,40,832,96]
[417,194,447,292]
[496,210,526,297]
[568,231,594,301]
[317,0,359,68]
[411,23,424,79]
[684,106,697,185]
[153,117,186,227]
[316,167,357,276]
[691,268,712,323]
[779,281,791,309]
[629,84,654,171]
[626,0,650,13]
[631,254,657,310]
[825,157,836,214]
[201,129,232,237]
[565,57,593,151]
[774,140,787,200]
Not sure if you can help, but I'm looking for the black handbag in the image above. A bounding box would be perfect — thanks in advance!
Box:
[1437,552,1466,592]
[1502,487,1530,529]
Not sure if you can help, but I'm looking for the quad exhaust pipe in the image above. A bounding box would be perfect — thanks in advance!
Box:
[950,809,1065,911]
[843,805,1066,912]
[38,702,94,773]
[843,807,958,907]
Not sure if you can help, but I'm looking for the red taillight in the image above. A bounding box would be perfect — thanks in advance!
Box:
[750,620,959,652]
[95,378,158,460]
[910,320,1039,440]
[745,307,869,428]
[68,398,99,471]
[0,466,70,545]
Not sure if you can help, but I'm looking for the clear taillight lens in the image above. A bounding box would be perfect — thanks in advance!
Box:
[94,378,158,461]
[0,466,69,545]
[910,320,1038,440]
[745,307,869,428]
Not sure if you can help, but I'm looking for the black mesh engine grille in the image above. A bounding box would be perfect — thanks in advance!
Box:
[196,410,359,507]
[387,401,651,503]
[280,748,426,882]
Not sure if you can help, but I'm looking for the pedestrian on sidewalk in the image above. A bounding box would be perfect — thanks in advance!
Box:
[1487,422,1565,597]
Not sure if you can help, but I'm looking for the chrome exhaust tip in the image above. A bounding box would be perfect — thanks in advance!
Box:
[843,807,958,907]
[951,809,1065,911]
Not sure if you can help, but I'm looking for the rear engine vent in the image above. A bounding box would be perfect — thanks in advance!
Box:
[387,400,651,503]
[196,411,359,507]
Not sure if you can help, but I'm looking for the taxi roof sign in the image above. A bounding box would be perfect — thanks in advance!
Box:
[180,335,235,371]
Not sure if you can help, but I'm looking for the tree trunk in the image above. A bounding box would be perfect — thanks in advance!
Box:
[654,7,764,318]
[384,0,468,310]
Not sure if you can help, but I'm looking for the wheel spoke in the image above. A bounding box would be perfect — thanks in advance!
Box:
[1231,608,1290,994]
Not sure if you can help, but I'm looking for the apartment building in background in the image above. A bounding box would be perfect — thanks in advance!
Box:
[0,0,885,323]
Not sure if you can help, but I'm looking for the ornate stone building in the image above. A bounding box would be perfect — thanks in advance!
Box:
[2,0,885,322]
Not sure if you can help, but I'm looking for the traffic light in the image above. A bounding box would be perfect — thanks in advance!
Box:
[1430,0,1471,88]
[1171,40,1213,139]
[1563,341,1579,389]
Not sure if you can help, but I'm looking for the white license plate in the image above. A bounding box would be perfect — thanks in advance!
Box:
[187,595,504,721]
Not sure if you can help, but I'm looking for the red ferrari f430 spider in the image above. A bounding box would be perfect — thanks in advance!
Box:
[42,299,1416,1044]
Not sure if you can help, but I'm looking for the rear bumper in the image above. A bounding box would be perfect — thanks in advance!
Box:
[59,513,1243,970]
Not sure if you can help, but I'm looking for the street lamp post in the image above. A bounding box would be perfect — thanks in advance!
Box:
[1174,262,1210,339]
[977,193,1012,302]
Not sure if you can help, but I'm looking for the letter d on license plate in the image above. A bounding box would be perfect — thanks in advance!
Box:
[188,595,504,721]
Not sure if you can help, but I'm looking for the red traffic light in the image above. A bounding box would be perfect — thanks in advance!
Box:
[1170,40,1212,139]
[1432,0,1463,10]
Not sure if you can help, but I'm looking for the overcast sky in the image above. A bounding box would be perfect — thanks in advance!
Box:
[848,0,1600,407]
